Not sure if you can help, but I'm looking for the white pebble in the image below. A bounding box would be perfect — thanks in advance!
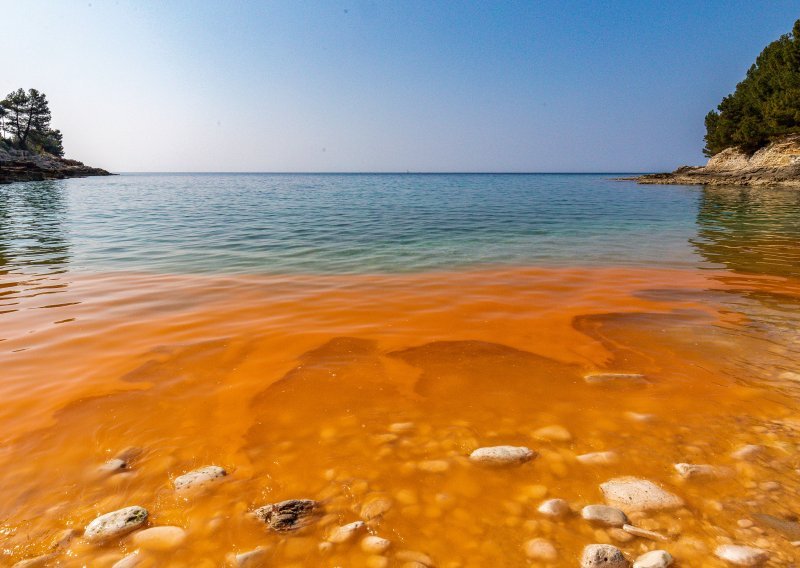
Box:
[173,465,226,493]
[581,505,629,527]
[577,451,619,465]
[581,544,630,567]
[84,506,148,542]
[633,550,673,568]
[361,535,392,554]
[524,538,557,561]
[469,446,536,466]
[600,477,684,512]
[537,498,570,518]
[327,521,365,543]
[714,544,769,566]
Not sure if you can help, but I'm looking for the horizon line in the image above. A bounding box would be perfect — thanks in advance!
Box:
[115,171,654,175]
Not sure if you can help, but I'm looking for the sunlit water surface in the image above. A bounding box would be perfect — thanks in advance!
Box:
[2,174,800,567]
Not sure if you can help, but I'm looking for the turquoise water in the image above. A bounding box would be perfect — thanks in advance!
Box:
[1,173,799,276]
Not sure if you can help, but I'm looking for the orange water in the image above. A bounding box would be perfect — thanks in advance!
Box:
[2,266,800,566]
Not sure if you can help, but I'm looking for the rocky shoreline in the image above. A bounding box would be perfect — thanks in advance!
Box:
[628,135,800,187]
[0,144,112,184]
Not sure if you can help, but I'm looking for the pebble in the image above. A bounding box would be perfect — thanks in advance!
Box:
[173,465,227,493]
[98,458,128,475]
[84,506,149,542]
[537,498,570,518]
[395,550,434,566]
[469,445,536,466]
[581,505,629,527]
[673,463,731,479]
[577,451,619,465]
[130,526,186,551]
[600,477,684,512]
[360,495,394,520]
[584,373,647,386]
[12,555,59,568]
[112,553,142,568]
[633,550,673,568]
[533,425,572,442]
[524,538,557,561]
[389,422,415,433]
[327,521,365,543]
[227,547,270,567]
[731,444,764,461]
[625,412,655,422]
[417,460,450,473]
[622,523,668,542]
[253,499,320,532]
[714,544,769,566]
[361,535,392,554]
[581,544,630,567]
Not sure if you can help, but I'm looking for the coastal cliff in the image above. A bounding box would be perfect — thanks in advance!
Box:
[635,135,800,187]
[0,143,111,184]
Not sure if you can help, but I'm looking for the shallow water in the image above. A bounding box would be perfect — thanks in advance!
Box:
[2,175,800,567]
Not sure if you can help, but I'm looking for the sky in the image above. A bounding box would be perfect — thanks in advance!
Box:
[1,1,799,172]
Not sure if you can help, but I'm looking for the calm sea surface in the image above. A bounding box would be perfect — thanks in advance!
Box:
[1,173,798,276]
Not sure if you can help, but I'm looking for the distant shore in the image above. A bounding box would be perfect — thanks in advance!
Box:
[0,144,112,184]
[626,135,800,187]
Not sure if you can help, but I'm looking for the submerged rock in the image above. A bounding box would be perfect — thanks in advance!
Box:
[112,552,143,568]
[584,373,648,386]
[524,538,557,561]
[581,544,630,567]
[753,513,800,540]
[622,523,668,542]
[130,525,187,551]
[633,550,673,568]
[173,465,227,493]
[538,498,570,518]
[577,451,619,465]
[731,444,764,461]
[361,535,392,553]
[253,499,320,532]
[582,505,629,527]
[674,463,731,480]
[12,554,59,568]
[360,494,394,520]
[469,445,536,466]
[533,425,572,442]
[714,544,769,566]
[327,521,366,543]
[84,506,148,542]
[600,477,684,512]
[227,547,271,567]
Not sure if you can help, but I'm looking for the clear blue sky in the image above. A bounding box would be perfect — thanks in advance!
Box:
[1,1,798,172]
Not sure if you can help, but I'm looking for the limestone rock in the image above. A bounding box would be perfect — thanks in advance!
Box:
[173,465,227,493]
[253,499,320,532]
[327,521,366,543]
[714,544,769,566]
[469,445,536,466]
[581,504,629,527]
[600,477,684,512]
[581,544,630,567]
[524,538,557,561]
[537,498,570,518]
[633,550,673,568]
[84,506,148,542]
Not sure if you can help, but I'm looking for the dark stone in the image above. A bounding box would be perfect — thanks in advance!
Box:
[252,499,320,532]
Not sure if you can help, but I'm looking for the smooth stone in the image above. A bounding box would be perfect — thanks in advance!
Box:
[674,463,731,479]
[227,547,270,567]
[98,458,128,474]
[469,445,536,466]
[581,544,630,567]
[524,538,557,561]
[130,526,186,550]
[173,465,226,493]
[582,505,629,527]
[714,544,769,566]
[633,550,673,568]
[395,550,434,566]
[533,425,572,442]
[361,535,392,554]
[389,422,415,433]
[360,495,393,520]
[537,498,570,518]
[753,513,800,540]
[12,554,59,568]
[622,523,668,542]
[112,552,142,568]
[600,477,684,512]
[327,521,365,543]
[731,444,765,460]
[253,499,320,532]
[625,412,656,422]
[85,506,148,542]
[417,460,450,473]
[584,373,648,386]
[577,451,619,465]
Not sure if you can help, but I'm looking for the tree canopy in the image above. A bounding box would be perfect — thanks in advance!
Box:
[0,88,64,157]
[704,20,800,157]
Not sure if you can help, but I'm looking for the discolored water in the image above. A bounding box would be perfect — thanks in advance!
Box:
[1,175,800,567]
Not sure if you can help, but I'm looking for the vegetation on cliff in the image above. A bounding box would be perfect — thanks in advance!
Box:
[704,20,800,157]
[0,88,64,157]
